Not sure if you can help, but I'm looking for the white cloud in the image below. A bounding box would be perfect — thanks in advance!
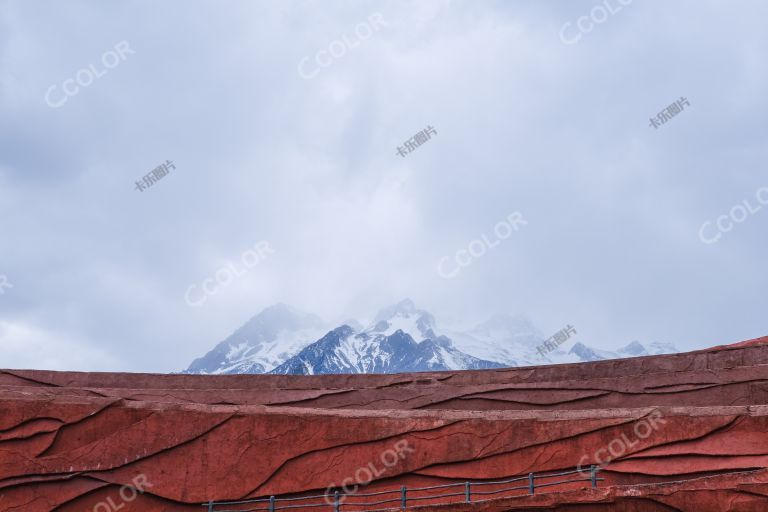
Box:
[0,0,766,371]
[0,320,120,371]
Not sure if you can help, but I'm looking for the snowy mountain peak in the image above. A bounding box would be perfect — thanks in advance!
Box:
[445,313,544,368]
[568,342,605,362]
[333,324,356,338]
[646,341,679,355]
[271,324,502,375]
[185,301,681,376]
[246,302,323,332]
[618,340,647,356]
[184,303,326,375]
[472,314,542,340]
[373,298,418,322]
[552,339,680,365]
[614,341,678,358]
[341,319,364,331]
[268,299,506,375]
[367,299,436,342]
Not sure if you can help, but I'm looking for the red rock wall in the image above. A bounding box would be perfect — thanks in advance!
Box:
[1,335,767,511]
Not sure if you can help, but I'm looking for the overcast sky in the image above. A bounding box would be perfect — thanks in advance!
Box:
[0,0,766,372]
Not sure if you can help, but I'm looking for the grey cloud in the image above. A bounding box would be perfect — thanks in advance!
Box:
[0,0,765,372]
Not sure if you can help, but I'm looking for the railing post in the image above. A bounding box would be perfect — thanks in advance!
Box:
[205,465,600,512]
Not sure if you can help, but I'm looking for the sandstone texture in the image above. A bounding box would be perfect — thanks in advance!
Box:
[1,336,767,511]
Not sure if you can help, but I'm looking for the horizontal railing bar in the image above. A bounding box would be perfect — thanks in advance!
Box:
[469,484,531,496]
[339,489,402,498]
[342,509,403,512]
[533,478,589,489]
[405,492,467,502]
[403,482,465,492]
[470,476,529,486]
[534,470,584,479]
[206,499,272,506]
[206,466,602,508]
[339,479,607,512]
[276,504,337,510]
[215,508,268,512]
[274,495,334,503]
[340,498,403,507]
[341,508,411,512]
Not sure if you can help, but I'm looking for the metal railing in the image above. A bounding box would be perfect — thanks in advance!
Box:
[204,466,602,512]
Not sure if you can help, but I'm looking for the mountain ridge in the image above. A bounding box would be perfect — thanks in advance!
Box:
[183,300,678,375]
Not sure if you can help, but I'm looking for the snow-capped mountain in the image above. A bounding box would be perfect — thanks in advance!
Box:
[637,341,679,355]
[184,300,679,375]
[366,299,437,341]
[271,300,503,375]
[546,340,679,364]
[270,326,502,375]
[449,316,678,367]
[185,303,327,374]
[446,314,546,367]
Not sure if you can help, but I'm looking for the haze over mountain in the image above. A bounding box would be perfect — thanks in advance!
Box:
[184,300,678,375]
[185,303,327,374]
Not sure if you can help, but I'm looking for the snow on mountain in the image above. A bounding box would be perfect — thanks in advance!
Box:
[271,326,503,375]
[546,340,679,365]
[446,314,546,367]
[185,300,680,375]
[449,314,680,367]
[271,300,502,375]
[617,340,648,357]
[613,340,678,358]
[184,303,326,374]
[558,342,616,363]
[644,341,679,355]
[365,299,436,341]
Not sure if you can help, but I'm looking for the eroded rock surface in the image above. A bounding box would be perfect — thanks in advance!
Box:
[1,336,766,511]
